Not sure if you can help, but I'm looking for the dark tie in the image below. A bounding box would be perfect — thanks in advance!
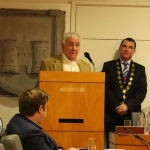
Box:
[122,62,128,83]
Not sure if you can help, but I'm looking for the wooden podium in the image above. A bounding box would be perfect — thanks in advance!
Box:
[109,132,150,150]
[39,71,105,150]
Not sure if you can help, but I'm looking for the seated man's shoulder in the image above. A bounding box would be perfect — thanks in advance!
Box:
[6,114,41,133]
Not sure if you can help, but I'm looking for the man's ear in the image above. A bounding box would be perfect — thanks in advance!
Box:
[38,105,43,114]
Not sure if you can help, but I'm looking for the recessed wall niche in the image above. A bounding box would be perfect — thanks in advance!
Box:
[0,8,65,96]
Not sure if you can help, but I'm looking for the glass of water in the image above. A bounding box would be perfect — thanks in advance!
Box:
[88,138,96,150]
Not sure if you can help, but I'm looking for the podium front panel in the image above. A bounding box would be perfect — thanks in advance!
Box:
[39,71,105,150]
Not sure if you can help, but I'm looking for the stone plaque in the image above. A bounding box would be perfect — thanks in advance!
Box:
[0,8,65,96]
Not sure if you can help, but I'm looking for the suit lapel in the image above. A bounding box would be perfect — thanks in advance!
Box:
[117,59,125,85]
[53,54,88,72]
[53,53,63,71]
[77,59,86,72]
[44,133,57,150]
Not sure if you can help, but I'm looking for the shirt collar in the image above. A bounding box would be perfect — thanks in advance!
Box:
[120,58,131,65]
[17,113,42,129]
[62,52,78,64]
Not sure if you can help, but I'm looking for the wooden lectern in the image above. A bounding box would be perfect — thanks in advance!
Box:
[39,71,105,150]
[109,132,150,150]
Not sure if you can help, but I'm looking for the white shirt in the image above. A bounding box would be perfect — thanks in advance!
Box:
[62,53,80,72]
[120,59,131,72]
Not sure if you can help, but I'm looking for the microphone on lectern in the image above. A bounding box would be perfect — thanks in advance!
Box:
[84,52,96,71]
[84,52,93,63]
[123,126,149,150]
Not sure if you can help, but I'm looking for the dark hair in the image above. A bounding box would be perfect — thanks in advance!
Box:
[19,88,49,116]
[120,38,136,49]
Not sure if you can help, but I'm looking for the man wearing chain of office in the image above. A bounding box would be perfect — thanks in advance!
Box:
[102,37,147,148]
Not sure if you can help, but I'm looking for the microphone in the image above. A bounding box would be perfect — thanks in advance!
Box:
[123,126,150,150]
[84,52,93,63]
[84,52,96,71]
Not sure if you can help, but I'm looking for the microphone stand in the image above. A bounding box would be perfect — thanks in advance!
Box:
[93,66,96,72]
[35,80,40,88]
[91,61,96,72]
[137,139,149,150]
[135,134,150,145]
[123,127,149,150]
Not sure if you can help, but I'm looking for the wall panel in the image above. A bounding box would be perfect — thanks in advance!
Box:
[76,6,150,40]
[71,0,150,109]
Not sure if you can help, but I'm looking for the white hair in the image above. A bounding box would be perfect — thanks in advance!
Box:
[62,32,82,44]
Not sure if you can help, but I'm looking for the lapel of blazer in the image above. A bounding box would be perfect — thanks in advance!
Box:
[53,54,86,72]
[77,59,86,72]
[44,132,57,150]
[53,53,63,71]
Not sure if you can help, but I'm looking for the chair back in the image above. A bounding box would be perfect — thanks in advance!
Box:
[1,134,23,150]
[0,128,6,140]
[0,118,3,133]
[131,112,141,126]
[0,143,5,150]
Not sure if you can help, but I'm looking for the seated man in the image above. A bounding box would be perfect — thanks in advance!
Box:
[5,88,59,150]
[137,106,150,126]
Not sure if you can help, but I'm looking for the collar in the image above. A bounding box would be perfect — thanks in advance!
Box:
[62,52,78,64]
[120,58,131,66]
[17,113,42,129]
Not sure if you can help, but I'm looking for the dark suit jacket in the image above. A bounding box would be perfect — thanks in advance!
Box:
[40,53,91,72]
[5,114,58,150]
[102,59,147,123]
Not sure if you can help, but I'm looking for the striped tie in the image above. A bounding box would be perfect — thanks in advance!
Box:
[122,62,128,83]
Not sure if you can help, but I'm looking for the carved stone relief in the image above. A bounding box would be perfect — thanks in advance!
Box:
[0,8,65,96]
